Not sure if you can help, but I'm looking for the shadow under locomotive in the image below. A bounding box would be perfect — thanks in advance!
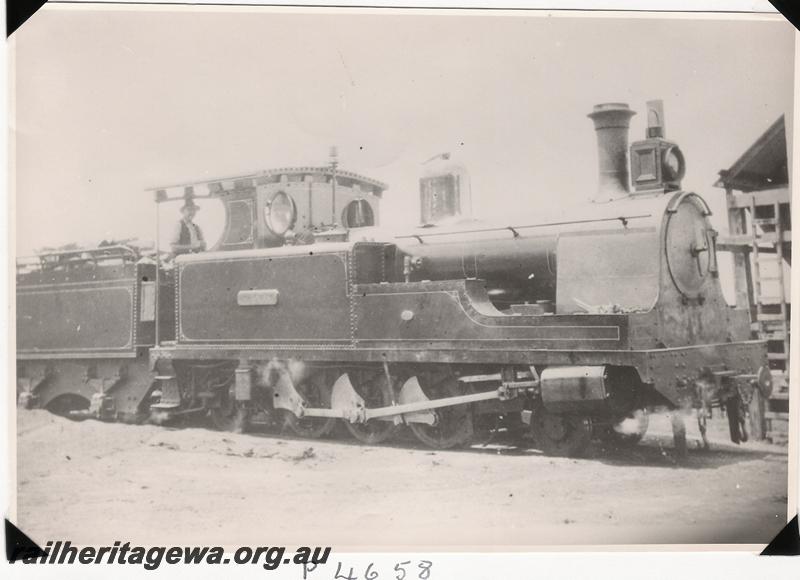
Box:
[16,100,775,461]
[173,411,785,471]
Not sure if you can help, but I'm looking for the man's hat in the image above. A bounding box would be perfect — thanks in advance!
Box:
[181,186,199,211]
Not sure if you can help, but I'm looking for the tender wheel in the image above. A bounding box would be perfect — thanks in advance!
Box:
[281,371,337,439]
[532,406,591,457]
[343,370,397,444]
[408,374,474,449]
[599,409,649,446]
[46,394,91,420]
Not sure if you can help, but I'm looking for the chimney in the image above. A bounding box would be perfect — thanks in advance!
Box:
[587,103,636,202]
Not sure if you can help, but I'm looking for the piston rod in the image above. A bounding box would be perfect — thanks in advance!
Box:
[300,387,519,422]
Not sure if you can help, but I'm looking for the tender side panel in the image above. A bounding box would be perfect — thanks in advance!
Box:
[178,252,352,343]
[17,281,135,353]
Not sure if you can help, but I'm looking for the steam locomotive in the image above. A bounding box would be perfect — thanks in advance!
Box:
[16,101,772,457]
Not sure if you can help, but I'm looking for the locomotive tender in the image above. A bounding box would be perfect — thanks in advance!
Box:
[16,101,772,457]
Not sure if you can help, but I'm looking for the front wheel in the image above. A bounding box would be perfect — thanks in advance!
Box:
[531,406,592,457]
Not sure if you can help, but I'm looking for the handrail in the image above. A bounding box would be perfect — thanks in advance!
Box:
[30,244,139,260]
[395,214,652,242]
[16,245,141,272]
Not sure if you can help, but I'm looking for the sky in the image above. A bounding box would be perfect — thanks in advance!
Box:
[11,5,795,255]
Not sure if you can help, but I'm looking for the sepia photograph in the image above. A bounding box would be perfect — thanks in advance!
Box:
[7,1,797,560]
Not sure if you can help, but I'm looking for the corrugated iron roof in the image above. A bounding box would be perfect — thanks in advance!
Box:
[715,115,787,192]
[148,166,388,195]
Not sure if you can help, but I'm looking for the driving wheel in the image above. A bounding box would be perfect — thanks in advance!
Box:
[281,371,337,438]
[408,374,474,449]
[343,370,397,444]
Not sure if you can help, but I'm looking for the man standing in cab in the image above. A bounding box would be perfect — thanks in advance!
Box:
[170,196,206,256]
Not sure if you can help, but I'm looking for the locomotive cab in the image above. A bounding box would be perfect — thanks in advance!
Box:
[153,166,388,252]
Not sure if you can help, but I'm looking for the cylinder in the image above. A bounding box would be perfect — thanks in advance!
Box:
[587,103,636,202]
[540,366,608,413]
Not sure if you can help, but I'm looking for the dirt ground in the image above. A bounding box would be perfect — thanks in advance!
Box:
[14,409,790,549]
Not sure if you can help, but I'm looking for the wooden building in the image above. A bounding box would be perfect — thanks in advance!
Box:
[716,115,791,443]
